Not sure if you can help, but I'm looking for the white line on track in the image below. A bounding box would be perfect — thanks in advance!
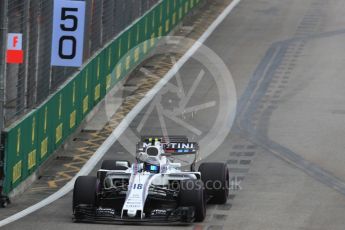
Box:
[0,0,242,227]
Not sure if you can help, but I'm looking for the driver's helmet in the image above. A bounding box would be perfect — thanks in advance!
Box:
[139,144,162,173]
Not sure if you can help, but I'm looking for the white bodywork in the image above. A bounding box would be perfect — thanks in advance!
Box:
[101,141,200,219]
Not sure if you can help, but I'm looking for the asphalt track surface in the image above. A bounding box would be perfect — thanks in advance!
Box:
[3,0,345,229]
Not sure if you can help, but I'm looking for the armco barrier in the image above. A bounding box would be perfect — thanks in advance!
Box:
[1,0,201,196]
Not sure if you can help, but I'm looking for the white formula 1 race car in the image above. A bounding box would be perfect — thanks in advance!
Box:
[73,136,229,224]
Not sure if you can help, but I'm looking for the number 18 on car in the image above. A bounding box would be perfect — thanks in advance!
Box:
[51,0,86,67]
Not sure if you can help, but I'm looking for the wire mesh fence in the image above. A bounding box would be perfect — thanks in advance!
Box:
[1,0,159,127]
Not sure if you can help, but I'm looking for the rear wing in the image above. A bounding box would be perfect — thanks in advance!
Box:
[137,136,199,155]
[140,136,189,143]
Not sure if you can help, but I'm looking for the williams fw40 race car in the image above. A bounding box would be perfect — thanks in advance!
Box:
[73,136,230,224]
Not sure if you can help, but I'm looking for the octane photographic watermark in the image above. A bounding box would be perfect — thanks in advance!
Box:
[172,178,242,191]
[104,36,237,161]
[104,177,242,191]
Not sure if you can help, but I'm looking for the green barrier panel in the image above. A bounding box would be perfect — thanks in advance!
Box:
[165,0,172,34]
[183,0,189,18]
[142,16,150,56]
[160,1,167,36]
[123,29,132,77]
[139,17,148,63]
[182,0,188,16]
[62,79,79,137]
[114,37,123,86]
[171,0,178,27]
[133,23,142,65]
[73,73,83,129]
[105,44,116,93]
[177,0,183,22]
[2,0,202,196]
[91,53,104,106]
[3,112,37,194]
[24,113,38,176]
[99,50,108,101]
[4,123,24,194]
[79,65,93,121]
[37,102,53,164]
[112,39,119,84]
[125,27,136,76]
[149,2,160,48]
[49,93,64,149]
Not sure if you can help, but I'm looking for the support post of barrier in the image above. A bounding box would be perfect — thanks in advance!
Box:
[0,0,10,207]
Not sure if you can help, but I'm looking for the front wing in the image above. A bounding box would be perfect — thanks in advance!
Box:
[74,205,195,225]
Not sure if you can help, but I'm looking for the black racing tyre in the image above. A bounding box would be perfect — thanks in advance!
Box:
[179,179,206,222]
[0,197,9,208]
[73,176,97,212]
[101,160,130,170]
[198,162,229,204]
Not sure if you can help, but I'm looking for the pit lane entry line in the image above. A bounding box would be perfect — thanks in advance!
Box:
[0,0,242,227]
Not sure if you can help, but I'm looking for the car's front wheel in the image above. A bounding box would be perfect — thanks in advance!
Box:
[73,176,97,213]
[198,162,229,204]
[179,179,206,222]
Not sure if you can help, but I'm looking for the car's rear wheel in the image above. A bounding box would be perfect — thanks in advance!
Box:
[73,176,97,212]
[179,179,206,222]
[198,162,229,204]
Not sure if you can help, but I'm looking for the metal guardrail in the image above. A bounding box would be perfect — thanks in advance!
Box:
[0,0,201,199]
[1,0,159,127]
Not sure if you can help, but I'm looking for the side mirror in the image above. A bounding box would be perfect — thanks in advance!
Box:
[116,161,130,168]
[169,163,181,168]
